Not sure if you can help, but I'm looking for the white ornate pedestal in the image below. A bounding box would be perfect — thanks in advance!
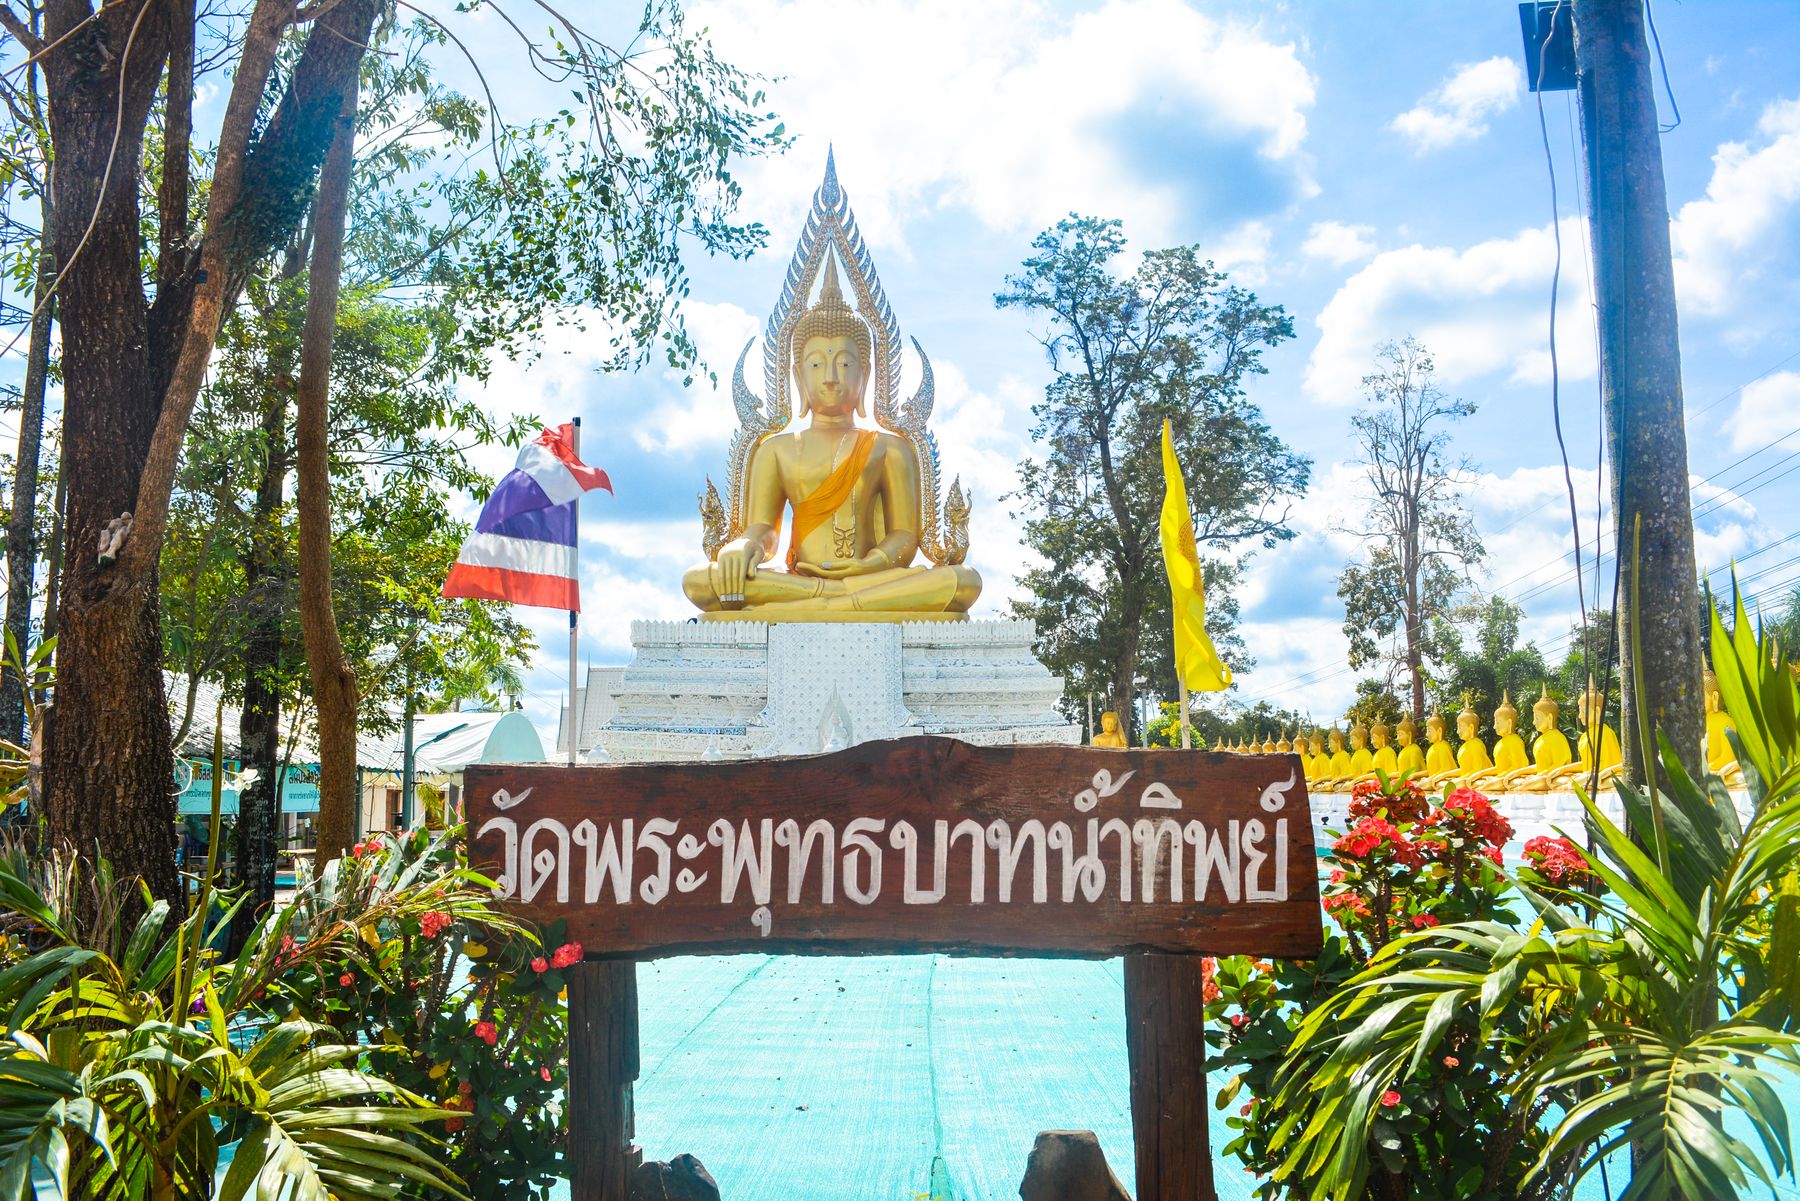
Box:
[596,619,1077,762]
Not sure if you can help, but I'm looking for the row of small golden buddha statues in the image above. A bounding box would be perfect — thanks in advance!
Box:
[1092,672,1744,793]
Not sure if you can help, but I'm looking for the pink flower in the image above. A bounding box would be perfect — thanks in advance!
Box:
[1442,1056,1460,1068]
[1380,1090,1401,1108]
[549,942,584,969]
[338,972,354,986]
[540,1066,553,1082]
[1230,1013,1249,1028]
[474,1020,498,1046]
[420,911,452,939]
[1239,1102,1254,1116]
[531,957,549,974]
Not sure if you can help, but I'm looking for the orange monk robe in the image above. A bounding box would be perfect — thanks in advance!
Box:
[779,429,877,571]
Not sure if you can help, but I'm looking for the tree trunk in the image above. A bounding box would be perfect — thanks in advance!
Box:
[1575,0,1704,784]
[41,23,180,904]
[233,388,288,952]
[296,86,360,862]
[1111,597,1143,746]
[1,223,55,745]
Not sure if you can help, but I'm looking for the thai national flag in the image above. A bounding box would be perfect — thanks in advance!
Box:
[442,424,611,611]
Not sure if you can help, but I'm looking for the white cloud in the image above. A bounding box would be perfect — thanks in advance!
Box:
[1390,57,1522,153]
[1301,220,1377,266]
[690,0,1316,255]
[1304,218,1595,404]
[1673,98,1800,317]
[632,300,762,455]
[1727,371,1800,452]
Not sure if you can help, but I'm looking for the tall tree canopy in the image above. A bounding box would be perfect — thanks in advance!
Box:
[997,215,1308,742]
[1337,338,1485,721]
[5,0,783,904]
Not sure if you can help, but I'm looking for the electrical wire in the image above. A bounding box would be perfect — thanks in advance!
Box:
[1644,0,1682,134]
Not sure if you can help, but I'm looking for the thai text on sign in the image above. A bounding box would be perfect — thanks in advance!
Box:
[466,738,1322,958]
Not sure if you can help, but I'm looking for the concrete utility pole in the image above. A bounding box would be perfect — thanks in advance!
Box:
[1574,0,1704,782]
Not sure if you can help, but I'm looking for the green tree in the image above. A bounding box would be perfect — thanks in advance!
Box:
[996,215,1307,741]
[1345,677,1405,730]
[1429,595,1553,724]
[13,0,782,903]
[1338,338,1484,722]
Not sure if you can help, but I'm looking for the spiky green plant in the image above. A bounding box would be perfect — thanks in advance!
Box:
[1264,590,1800,1201]
[0,831,498,1199]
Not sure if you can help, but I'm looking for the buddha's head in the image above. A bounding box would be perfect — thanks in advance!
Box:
[1426,712,1447,743]
[1309,729,1326,754]
[1494,690,1518,737]
[1532,685,1559,734]
[1099,711,1120,736]
[1371,721,1390,750]
[1457,699,1481,742]
[1396,716,1417,748]
[1327,726,1345,753]
[1276,731,1292,753]
[792,251,872,420]
[1349,721,1368,750]
[1579,674,1605,730]
[1704,667,1722,714]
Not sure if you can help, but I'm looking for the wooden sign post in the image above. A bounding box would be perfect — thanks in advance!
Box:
[468,737,1321,1200]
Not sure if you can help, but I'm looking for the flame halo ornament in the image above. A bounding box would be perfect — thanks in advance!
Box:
[718,149,962,566]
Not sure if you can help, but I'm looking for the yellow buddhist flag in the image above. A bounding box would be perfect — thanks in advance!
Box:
[1160,420,1232,692]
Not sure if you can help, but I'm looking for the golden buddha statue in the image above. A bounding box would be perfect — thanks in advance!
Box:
[1394,716,1425,778]
[1092,710,1128,749]
[1423,711,1457,778]
[1506,684,1572,791]
[685,156,978,622]
[1260,733,1277,755]
[1347,721,1374,780]
[1276,731,1293,755]
[1490,691,1530,776]
[1370,721,1399,779]
[1574,674,1623,786]
[1430,700,1492,788]
[1324,726,1353,789]
[1305,729,1329,781]
[1704,668,1742,781]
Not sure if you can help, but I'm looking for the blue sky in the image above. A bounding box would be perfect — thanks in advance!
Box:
[10,1,1798,738]
[451,0,1800,735]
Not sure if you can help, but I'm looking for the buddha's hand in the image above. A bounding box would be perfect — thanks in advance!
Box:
[713,539,763,602]
[798,551,891,580]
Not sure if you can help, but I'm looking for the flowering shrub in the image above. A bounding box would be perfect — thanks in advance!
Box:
[1206,778,1549,1200]
[269,826,572,1201]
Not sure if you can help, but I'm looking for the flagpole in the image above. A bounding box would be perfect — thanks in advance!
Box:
[1178,677,1192,749]
[568,416,581,767]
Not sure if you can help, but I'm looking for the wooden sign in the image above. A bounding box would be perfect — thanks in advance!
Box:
[466,737,1319,959]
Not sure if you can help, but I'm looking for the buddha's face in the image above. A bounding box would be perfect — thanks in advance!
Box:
[1426,716,1445,742]
[1495,709,1515,737]
[1100,712,1119,735]
[1349,729,1367,750]
[1458,712,1478,740]
[798,334,867,418]
[1396,724,1415,748]
[1328,731,1344,752]
[1533,706,1555,734]
[1371,726,1390,749]
[1309,734,1324,753]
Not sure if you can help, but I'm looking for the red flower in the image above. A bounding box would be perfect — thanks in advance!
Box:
[1239,1102,1254,1116]
[474,1020,498,1046]
[1230,1013,1249,1028]
[1411,913,1440,929]
[540,1066,553,1082]
[1437,789,1514,847]
[1442,1056,1461,1068]
[1349,777,1430,824]
[351,842,366,858]
[550,942,584,969]
[420,911,452,939]
[1380,1090,1401,1108]
[531,956,550,974]
[445,1117,465,1133]
[1523,835,1593,885]
[338,972,355,986]
[457,1081,473,1097]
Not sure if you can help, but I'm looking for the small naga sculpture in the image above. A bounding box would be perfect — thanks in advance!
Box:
[683,151,980,621]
